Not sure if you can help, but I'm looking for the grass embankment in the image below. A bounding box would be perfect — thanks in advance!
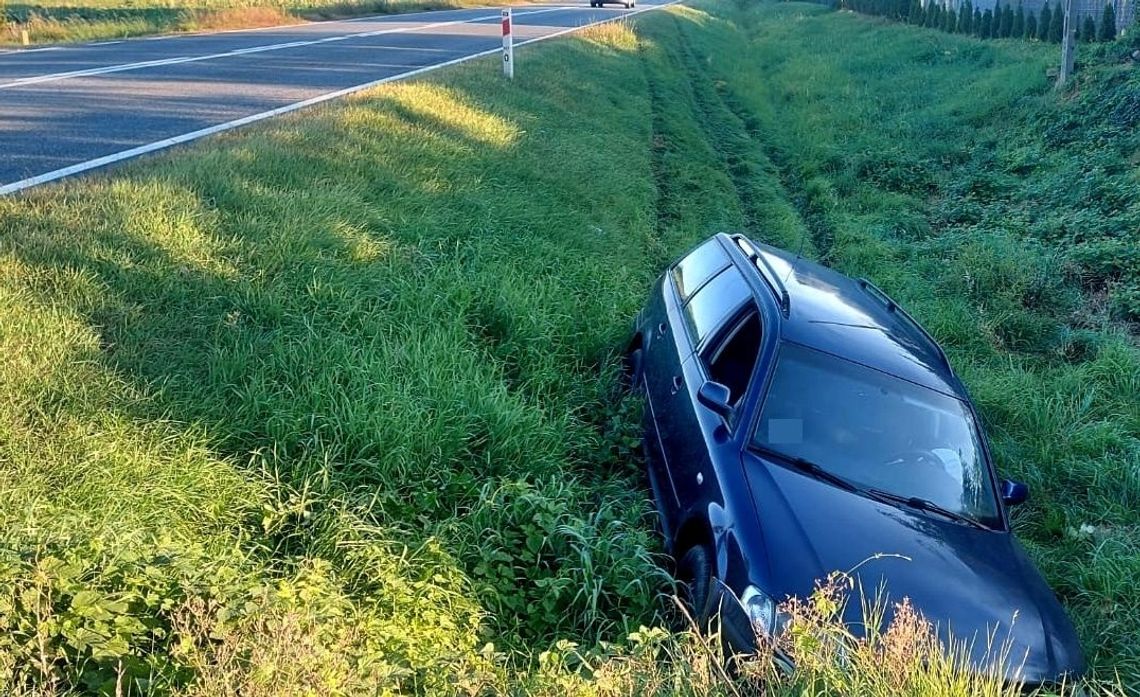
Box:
[0,1,1137,694]
[0,0,514,47]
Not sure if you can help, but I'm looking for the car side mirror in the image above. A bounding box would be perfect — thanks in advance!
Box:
[697,381,734,421]
[1001,479,1029,506]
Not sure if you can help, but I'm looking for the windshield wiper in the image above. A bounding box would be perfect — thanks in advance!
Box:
[754,447,859,494]
[865,488,988,530]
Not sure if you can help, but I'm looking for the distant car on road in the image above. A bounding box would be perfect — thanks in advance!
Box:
[626,233,1085,686]
[590,0,635,7]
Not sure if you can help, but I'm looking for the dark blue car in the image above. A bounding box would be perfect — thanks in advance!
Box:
[627,233,1085,685]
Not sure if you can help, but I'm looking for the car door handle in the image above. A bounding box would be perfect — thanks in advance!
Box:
[671,375,683,394]
[657,322,667,337]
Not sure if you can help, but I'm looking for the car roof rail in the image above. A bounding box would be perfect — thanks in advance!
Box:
[730,234,790,316]
[857,278,952,372]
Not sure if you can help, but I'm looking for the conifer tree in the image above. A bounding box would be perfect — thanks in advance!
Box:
[908,0,924,23]
[1039,1,1053,39]
[1002,4,1015,34]
[959,0,974,31]
[973,6,983,32]
[1026,9,1038,36]
[1081,13,1097,40]
[981,7,994,35]
[1013,3,1025,35]
[1099,1,1117,40]
[947,6,959,30]
[1050,1,1065,39]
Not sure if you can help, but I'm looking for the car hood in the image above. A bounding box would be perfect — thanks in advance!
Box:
[741,452,1086,684]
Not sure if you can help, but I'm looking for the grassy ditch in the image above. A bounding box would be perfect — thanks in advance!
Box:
[0,1,1137,694]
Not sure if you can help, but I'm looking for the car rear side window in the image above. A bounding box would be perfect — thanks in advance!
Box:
[671,239,729,301]
[683,266,751,347]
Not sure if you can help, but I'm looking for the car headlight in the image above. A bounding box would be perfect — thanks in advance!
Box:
[740,585,776,637]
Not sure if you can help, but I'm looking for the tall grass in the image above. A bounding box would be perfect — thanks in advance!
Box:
[0,2,1136,694]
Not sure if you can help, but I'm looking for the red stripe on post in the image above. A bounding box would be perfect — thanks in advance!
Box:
[502,17,511,35]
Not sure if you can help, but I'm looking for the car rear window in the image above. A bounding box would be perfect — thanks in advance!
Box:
[683,267,751,346]
[671,239,729,302]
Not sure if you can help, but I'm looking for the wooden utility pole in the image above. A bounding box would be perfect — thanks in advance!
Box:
[1057,0,1076,87]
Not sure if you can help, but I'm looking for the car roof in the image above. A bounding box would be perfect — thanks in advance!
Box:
[723,234,964,398]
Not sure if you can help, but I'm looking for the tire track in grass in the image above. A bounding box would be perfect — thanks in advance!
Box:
[668,13,811,253]
[634,14,743,258]
[718,81,840,260]
[640,34,676,265]
[672,7,838,260]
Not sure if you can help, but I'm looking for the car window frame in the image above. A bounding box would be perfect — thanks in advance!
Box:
[694,302,765,433]
[700,305,762,393]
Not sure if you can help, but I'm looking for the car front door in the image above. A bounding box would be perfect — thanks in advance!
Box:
[641,239,730,514]
[672,296,764,515]
[661,265,755,516]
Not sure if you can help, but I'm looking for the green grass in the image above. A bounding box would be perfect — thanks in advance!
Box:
[0,2,1137,694]
[0,0,515,46]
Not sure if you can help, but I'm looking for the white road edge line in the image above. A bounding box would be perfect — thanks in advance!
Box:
[0,46,64,55]
[0,2,677,196]
[0,6,569,90]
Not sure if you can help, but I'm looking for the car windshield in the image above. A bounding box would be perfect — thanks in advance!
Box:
[752,343,1000,526]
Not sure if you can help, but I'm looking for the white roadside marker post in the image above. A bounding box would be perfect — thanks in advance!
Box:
[501,8,514,79]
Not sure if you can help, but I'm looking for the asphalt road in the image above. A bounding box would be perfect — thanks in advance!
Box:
[0,1,670,194]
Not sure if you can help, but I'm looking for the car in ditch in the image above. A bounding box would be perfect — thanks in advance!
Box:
[625,232,1086,685]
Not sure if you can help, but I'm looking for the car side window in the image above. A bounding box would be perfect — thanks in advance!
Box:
[671,239,729,302]
[701,308,763,408]
[682,267,751,347]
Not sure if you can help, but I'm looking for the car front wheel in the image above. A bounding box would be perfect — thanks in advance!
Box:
[621,347,644,392]
[676,544,716,627]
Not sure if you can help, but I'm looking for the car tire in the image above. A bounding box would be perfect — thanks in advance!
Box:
[676,544,716,627]
[621,347,644,392]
